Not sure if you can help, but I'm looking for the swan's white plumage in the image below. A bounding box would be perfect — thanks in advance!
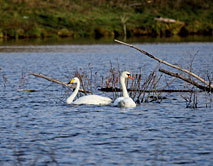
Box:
[72,95,112,105]
[66,77,112,105]
[113,71,136,108]
[113,97,136,108]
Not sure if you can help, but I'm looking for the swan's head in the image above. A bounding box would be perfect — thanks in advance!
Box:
[68,77,80,84]
[121,71,134,80]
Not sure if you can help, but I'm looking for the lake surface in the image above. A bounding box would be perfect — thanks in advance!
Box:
[0,40,213,165]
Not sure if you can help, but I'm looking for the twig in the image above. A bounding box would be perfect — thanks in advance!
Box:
[114,39,213,89]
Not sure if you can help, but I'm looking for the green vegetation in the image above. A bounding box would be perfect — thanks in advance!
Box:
[0,0,213,40]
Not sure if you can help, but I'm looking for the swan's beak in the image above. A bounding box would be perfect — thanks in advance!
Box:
[68,79,74,84]
[128,75,134,80]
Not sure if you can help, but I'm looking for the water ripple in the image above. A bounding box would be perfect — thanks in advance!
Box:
[0,43,213,165]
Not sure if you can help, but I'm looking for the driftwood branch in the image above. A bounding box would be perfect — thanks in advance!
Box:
[29,72,87,93]
[154,17,184,25]
[159,68,212,92]
[114,39,213,89]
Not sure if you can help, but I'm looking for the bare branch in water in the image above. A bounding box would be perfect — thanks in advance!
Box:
[159,68,212,92]
[29,72,88,93]
[114,39,213,89]
[16,89,36,92]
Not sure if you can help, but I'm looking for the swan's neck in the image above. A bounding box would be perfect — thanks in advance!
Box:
[66,80,80,104]
[120,76,129,97]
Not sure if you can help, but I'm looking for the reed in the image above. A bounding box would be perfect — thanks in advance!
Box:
[69,60,212,108]
[0,69,7,88]
[72,63,164,103]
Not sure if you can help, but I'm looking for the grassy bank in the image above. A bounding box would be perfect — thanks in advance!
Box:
[0,0,213,40]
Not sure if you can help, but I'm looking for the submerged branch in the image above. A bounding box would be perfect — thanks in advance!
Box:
[16,88,37,92]
[29,72,88,93]
[114,39,213,89]
[98,87,200,93]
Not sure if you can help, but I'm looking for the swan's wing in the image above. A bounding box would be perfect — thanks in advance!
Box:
[122,97,136,108]
[73,95,112,105]
[113,97,136,108]
[113,97,125,107]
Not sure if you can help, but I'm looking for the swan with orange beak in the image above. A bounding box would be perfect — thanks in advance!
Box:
[113,71,136,108]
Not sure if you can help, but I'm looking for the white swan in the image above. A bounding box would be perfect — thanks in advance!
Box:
[113,71,136,108]
[66,77,112,105]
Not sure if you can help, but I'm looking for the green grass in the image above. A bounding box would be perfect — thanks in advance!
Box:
[0,0,213,40]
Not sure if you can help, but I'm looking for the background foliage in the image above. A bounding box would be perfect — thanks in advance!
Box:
[0,0,213,39]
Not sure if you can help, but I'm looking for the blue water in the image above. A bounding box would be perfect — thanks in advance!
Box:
[0,42,213,165]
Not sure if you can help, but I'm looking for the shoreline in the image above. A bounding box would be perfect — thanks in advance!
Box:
[0,1,213,41]
[1,35,213,46]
